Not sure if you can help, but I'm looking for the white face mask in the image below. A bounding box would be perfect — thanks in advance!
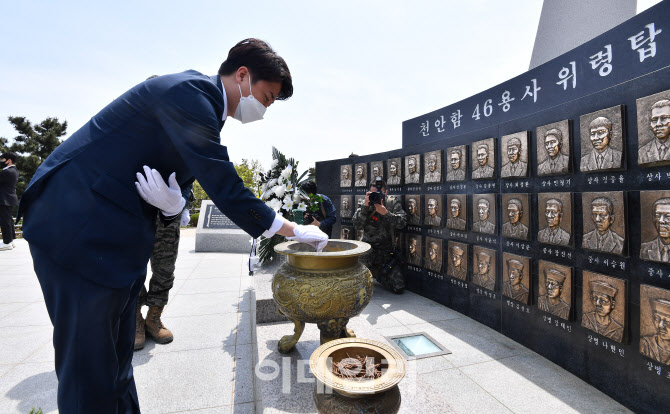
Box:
[232,75,266,124]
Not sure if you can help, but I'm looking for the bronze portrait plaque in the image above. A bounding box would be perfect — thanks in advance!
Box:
[425,237,443,273]
[423,150,442,183]
[405,195,421,226]
[354,163,368,187]
[501,193,530,241]
[356,229,364,241]
[407,235,422,267]
[447,241,468,280]
[640,284,670,365]
[370,161,384,180]
[472,194,496,235]
[446,145,467,182]
[340,164,352,187]
[580,105,625,172]
[405,154,421,184]
[340,226,354,240]
[355,195,365,211]
[472,246,496,291]
[500,131,530,178]
[538,260,572,321]
[537,120,571,176]
[340,195,353,219]
[387,157,402,185]
[581,192,625,255]
[424,195,443,227]
[637,89,670,166]
[640,191,670,264]
[538,192,572,247]
[502,253,530,304]
[472,138,496,180]
[582,271,626,343]
[446,194,467,231]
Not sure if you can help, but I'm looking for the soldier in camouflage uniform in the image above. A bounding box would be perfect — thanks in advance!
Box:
[353,177,407,293]
[135,184,193,350]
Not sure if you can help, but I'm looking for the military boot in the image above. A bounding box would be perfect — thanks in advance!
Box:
[134,306,145,351]
[145,306,173,344]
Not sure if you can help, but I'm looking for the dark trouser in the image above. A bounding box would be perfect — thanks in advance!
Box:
[30,244,145,414]
[0,204,15,244]
[138,216,180,308]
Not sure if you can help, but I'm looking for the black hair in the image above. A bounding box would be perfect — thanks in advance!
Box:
[1,152,17,163]
[218,38,293,100]
[300,180,317,195]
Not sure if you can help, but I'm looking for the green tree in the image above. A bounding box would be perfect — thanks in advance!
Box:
[234,158,263,196]
[2,116,67,197]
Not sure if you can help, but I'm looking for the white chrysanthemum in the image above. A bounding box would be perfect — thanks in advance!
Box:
[266,198,282,212]
[297,202,307,211]
[270,159,279,169]
[274,184,286,199]
[267,178,278,188]
[280,165,293,180]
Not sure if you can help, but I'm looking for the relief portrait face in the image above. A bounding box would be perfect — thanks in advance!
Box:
[591,202,613,233]
[477,255,490,275]
[372,165,380,176]
[509,263,523,286]
[545,200,562,229]
[342,167,350,179]
[428,155,437,172]
[452,248,463,267]
[409,238,417,254]
[342,198,349,210]
[451,151,461,170]
[390,162,398,176]
[408,157,417,173]
[428,198,438,217]
[451,200,461,218]
[545,133,561,158]
[589,119,612,151]
[508,202,521,224]
[507,141,520,164]
[407,199,417,215]
[477,146,488,166]
[592,291,614,318]
[478,200,490,221]
[546,276,563,299]
[654,202,670,238]
[429,242,438,261]
[654,309,670,341]
[356,166,364,179]
[651,104,670,142]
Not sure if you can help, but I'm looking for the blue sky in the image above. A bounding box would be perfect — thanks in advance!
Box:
[0,0,661,173]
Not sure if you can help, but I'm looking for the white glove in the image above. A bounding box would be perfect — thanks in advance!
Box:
[293,224,329,252]
[135,166,186,216]
[180,209,191,226]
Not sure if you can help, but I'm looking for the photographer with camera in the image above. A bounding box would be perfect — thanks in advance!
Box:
[353,177,407,293]
[300,180,336,238]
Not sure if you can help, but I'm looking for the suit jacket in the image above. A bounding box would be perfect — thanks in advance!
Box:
[580,147,622,171]
[473,220,495,234]
[446,169,465,181]
[640,237,670,263]
[538,153,569,176]
[502,222,529,240]
[538,226,570,246]
[582,229,624,254]
[472,164,494,179]
[0,166,19,206]
[19,71,275,288]
[639,139,670,165]
[500,160,527,178]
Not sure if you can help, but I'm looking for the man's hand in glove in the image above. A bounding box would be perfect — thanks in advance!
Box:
[180,209,191,227]
[135,166,185,216]
[292,224,328,252]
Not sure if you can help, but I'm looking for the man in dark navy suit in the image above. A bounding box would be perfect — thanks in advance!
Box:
[0,152,19,250]
[18,38,327,413]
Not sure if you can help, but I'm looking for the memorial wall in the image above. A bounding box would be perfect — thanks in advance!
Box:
[314,2,670,412]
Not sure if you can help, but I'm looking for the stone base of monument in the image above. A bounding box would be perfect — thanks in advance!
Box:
[254,257,288,324]
[195,200,251,253]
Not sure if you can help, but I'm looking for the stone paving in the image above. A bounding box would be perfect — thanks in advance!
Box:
[1,234,632,413]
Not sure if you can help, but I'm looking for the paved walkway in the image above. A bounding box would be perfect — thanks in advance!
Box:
[1,235,631,413]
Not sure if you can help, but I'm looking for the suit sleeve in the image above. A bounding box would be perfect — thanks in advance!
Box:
[154,80,275,238]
